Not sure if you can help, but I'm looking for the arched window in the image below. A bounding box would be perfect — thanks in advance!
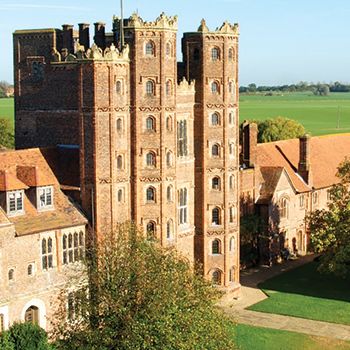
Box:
[146,116,155,131]
[211,81,219,94]
[229,143,235,155]
[117,155,123,170]
[229,267,234,282]
[166,219,173,239]
[24,306,39,325]
[212,239,221,254]
[8,269,14,281]
[229,81,233,93]
[229,175,235,189]
[145,41,155,56]
[167,185,173,202]
[146,221,156,239]
[116,80,122,94]
[313,192,318,204]
[166,80,172,96]
[63,232,84,265]
[229,112,234,125]
[211,112,220,126]
[116,118,123,131]
[212,176,220,190]
[117,189,123,203]
[280,197,289,218]
[211,144,220,157]
[42,237,53,270]
[166,116,172,131]
[228,47,234,61]
[229,206,235,223]
[212,270,221,285]
[229,236,235,252]
[146,80,155,95]
[166,42,172,56]
[193,48,200,61]
[166,151,172,167]
[212,207,220,225]
[27,264,33,276]
[178,188,188,224]
[146,152,156,167]
[211,47,220,61]
[146,187,156,202]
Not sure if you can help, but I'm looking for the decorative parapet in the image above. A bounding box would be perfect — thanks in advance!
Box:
[51,43,130,63]
[177,77,195,93]
[123,12,178,30]
[197,18,239,35]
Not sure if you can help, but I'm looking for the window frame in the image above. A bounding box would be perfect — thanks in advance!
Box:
[41,237,54,270]
[146,186,156,203]
[212,207,221,225]
[63,231,85,265]
[211,47,220,61]
[178,188,188,225]
[146,80,155,96]
[145,41,155,56]
[7,190,24,216]
[212,239,221,255]
[37,186,53,211]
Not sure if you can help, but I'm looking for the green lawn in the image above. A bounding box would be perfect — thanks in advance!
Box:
[234,324,350,350]
[248,261,350,325]
[240,92,350,136]
[0,97,14,125]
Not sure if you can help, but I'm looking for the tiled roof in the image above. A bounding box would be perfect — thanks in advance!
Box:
[257,133,350,192]
[17,165,55,187]
[0,170,29,191]
[0,148,87,235]
[258,167,284,203]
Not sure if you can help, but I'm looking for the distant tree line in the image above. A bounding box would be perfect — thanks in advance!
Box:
[0,81,14,98]
[240,81,350,96]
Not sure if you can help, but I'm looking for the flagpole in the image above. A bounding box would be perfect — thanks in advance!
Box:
[120,0,124,50]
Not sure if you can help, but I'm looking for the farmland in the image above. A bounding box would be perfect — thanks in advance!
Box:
[240,92,350,136]
[2,92,350,136]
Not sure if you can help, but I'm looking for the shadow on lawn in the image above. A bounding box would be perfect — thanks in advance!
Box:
[256,261,350,303]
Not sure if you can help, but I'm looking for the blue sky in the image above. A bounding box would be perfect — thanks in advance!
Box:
[0,0,349,85]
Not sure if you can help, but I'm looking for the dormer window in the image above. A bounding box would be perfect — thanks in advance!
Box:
[38,186,53,210]
[7,190,24,216]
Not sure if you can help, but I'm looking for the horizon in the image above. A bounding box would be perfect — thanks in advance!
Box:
[1,0,350,85]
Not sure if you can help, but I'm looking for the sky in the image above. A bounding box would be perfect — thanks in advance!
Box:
[0,0,349,85]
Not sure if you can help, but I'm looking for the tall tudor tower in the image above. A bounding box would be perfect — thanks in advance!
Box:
[182,19,240,286]
[13,12,240,290]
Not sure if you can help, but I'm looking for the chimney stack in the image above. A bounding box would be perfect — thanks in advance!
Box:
[242,121,258,168]
[78,23,90,50]
[62,24,74,53]
[94,22,106,49]
[298,134,312,185]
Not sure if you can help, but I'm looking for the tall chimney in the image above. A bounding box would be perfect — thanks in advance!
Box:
[242,121,258,168]
[78,23,90,50]
[298,134,312,185]
[62,24,74,53]
[94,22,106,49]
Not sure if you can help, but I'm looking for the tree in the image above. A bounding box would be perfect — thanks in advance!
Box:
[308,159,350,277]
[52,224,235,350]
[0,322,53,350]
[247,83,257,93]
[313,83,330,96]
[0,118,14,148]
[255,116,305,143]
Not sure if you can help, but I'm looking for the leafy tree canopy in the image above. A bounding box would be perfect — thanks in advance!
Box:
[308,158,350,277]
[244,117,305,143]
[53,224,235,350]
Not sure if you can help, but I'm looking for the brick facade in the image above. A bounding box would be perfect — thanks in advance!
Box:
[13,12,240,290]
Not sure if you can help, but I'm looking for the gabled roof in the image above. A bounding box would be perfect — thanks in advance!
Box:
[0,148,87,235]
[257,133,350,192]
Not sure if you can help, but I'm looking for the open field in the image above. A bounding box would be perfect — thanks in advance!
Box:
[2,92,350,136]
[248,261,350,325]
[233,324,350,350]
[240,92,350,136]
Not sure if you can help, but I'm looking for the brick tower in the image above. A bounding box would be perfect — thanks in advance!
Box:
[182,20,240,288]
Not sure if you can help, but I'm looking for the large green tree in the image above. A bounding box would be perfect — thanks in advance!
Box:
[52,224,235,350]
[308,159,350,277]
[254,116,305,143]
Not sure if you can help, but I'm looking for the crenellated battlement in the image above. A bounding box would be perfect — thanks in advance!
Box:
[197,18,239,35]
[121,12,178,30]
[51,43,129,63]
[177,77,195,93]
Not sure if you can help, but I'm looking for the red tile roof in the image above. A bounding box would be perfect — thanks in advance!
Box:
[16,165,55,187]
[257,133,350,192]
[0,170,29,191]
